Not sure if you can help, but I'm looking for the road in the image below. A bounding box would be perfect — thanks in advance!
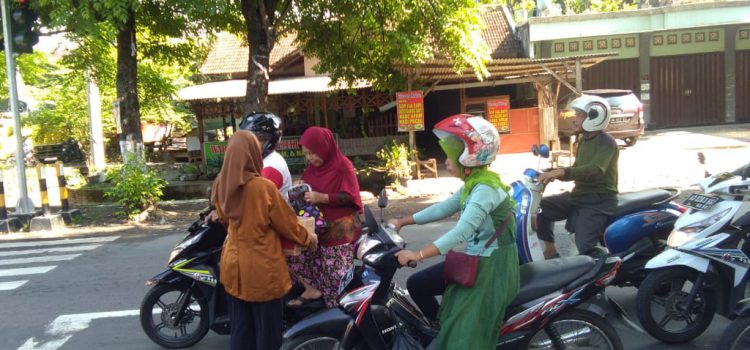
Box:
[0,219,734,350]
[2,123,749,349]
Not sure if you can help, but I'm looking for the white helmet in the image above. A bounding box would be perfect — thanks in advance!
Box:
[567,95,611,132]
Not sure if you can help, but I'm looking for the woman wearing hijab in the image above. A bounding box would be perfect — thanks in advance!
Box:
[390,115,520,350]
[211,130,318,350]
[286,126,363,308]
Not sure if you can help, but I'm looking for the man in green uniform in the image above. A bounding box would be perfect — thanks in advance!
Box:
[537,95,619,258]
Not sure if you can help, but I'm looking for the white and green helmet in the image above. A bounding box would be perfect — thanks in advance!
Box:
[567,95,611,132]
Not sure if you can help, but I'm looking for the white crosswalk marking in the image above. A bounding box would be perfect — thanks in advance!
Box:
[0,236,119,249]
[0,266,56,277]
[0,280,28,290]
[0,236,119,290]
[0,254,81,266]
[0,245,101,257]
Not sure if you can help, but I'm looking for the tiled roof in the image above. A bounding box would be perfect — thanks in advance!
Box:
[199,32,299,76]
[481,7,523,58]
[200,7,521,75]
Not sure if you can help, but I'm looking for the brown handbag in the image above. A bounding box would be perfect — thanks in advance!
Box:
[443,211,513,288]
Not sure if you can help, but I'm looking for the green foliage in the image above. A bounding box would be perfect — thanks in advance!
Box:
[104,154,167,218]
[179,163,200,175]
[287,0,492,92]
[375,140,415,182]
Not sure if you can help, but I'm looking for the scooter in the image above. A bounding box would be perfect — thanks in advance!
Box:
[511,144,684,287]
[718,297,750,350]
[281,197,625,350]
[139,208,326,348]
[635,161,750,344]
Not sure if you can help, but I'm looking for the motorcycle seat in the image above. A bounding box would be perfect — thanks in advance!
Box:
[613,189,675,217]
[508,256,596,308]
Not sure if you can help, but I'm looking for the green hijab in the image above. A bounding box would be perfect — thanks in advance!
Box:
[439,136,512,206]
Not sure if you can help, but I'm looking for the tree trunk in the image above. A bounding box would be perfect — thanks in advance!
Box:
[116,7,143,159]
[241,0,274,114]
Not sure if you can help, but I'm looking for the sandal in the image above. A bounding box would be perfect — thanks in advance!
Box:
[286,295,323,308]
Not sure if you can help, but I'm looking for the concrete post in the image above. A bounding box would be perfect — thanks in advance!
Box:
[639,32,652,128]
[725,26,738,123]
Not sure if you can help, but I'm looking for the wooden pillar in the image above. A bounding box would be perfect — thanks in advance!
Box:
[197,107,206,172]
[323,94,329,128]
[575,58,582,93]
[407,77,419,180]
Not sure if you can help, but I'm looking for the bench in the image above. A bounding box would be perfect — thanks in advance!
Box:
[412,152,438,179]
[34,143,65,163]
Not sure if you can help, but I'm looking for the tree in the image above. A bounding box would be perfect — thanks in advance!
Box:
[34,0,240,156]
[238,0,493,113]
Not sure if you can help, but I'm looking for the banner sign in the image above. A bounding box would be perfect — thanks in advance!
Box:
[487,98,510,133]
[396,91,425,132]
[203,134,339,175]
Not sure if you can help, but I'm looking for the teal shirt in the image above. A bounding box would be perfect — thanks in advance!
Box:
[413,184,513,257]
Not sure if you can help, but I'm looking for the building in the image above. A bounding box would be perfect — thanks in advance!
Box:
[517,0,750,128]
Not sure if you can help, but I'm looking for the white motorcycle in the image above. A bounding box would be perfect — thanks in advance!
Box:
[635,161,750,344]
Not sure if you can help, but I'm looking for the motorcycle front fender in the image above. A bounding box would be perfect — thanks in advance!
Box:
[644,249,710,272]
[145,269,186,286]
[283,308,352,341]
[732,298,750,318]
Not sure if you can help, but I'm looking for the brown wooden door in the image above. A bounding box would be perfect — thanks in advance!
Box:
[737,50,750,122]
[559,58,640,97]
[583,58,640,93]
[650,53,725,128]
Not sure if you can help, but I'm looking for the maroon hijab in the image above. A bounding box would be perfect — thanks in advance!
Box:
[300,127,362,221]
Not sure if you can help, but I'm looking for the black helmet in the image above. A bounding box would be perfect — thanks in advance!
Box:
[238,112,282,157]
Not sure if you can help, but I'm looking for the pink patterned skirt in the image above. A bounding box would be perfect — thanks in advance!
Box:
[286,243,354,307]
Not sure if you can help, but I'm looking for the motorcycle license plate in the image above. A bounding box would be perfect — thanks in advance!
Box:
[338,267,355,295]
[682,193,722,211]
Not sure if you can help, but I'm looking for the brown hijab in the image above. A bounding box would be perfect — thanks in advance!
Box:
[211,130,263,222]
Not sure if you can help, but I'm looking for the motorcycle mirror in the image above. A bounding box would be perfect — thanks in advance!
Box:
[378,188,388,208]
[539,144,550,159]
[378,188,388,223]
[531,144,539,156]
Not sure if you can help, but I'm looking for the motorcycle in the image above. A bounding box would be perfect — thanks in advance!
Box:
[718,297,750,350]
[635,161,750,344]
[139,208,326,348]
[511,144,683,287]
[281,194,625,350]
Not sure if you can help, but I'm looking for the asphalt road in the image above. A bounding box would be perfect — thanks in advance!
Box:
[0,217,734,350]
[2,123,749,349]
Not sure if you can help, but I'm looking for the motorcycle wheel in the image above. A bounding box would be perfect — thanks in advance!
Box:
[523,309,623,350]
[635,267,716,344]
[719,316,750,350]
[140,283,210,349]
[280,335,341,350]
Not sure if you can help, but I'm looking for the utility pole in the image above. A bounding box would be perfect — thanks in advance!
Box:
[1,0,34,214]
[86,73,106,171]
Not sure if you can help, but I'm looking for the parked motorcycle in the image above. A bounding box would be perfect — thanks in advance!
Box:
[511,144,683,287]
[718,297,750,350]
[281,196,625,350]
[635,161,750,344]
[139,208,325,348]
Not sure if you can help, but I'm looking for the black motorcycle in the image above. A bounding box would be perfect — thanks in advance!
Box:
[281,203,626,350]
[719,298,750,350]
[139,209,325,348]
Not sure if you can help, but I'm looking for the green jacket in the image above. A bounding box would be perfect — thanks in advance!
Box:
[562,132,619,195]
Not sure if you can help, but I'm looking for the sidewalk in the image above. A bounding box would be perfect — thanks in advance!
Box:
[402,122,750,199]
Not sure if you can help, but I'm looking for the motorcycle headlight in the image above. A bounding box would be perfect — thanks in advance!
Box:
[167,234,202,264]
[519,192,530,215]
[667,208,732,247]
[168,247,184,265]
